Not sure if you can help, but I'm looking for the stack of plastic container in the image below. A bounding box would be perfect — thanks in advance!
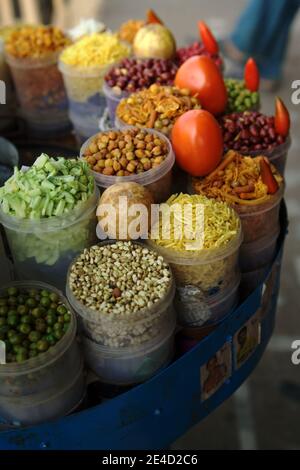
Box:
[0,282,85,427]
[66,242,176,385]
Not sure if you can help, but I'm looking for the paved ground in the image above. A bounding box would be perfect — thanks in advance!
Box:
[97,0,300,450]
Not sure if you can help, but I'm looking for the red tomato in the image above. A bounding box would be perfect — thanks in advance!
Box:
[175,55,227,115]
[171,109,223,177]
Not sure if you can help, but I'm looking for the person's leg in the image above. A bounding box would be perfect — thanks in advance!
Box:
[230,0,299,79]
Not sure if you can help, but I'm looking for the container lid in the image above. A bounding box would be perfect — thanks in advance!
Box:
[0,281,77,376]
[80,127,175,188]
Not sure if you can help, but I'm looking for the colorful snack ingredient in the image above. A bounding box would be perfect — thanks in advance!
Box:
[0,155,97,270]
[118,19,145,44]
[0,286,71,363]
[149,193,241,297]
[116,84,201,134]
[225,79,260,113]
[5,26,70,131]
[105,57,178,93]
[60,32,130,68]
[5,26,70,59]
[68,242,174,347]
[220,111,286,152]
[176,41,223,69]
[192,151,284,242]
[83,128,169,176]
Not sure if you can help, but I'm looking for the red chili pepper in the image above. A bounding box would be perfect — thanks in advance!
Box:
[275,97,290,137]
[244,58,260,92]
[260,157,279,195]
[146,9,163,25]
[198,21,219,55]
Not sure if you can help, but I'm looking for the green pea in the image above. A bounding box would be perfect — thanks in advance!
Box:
[8,297,17,306]
[64,313,71,322]
[28,289,38,297]
[49,293,59,303]
[41,290,50,298]
[46,314,57,326]
[40,297,50,307]
[26,298,37,308]
[7,287,18,297]
[0,306,8,316]
[46,334,56,346]
[30,341,38,350]
[7,314,19,327]
[54,322,62,331]
[54,330,63,341]
[17,295,26,305]
[58,315,65,325]
[32,307,43,318]
[245,98,252,108]
[46,326,53,334]
[35,319,47,333]
[19,324,31,335]
[50,303,58,310]
[21,315,32,325]
[57,305,67,315]
[16,351,28,363]
[10,333,23,346]
[29,331,41,343]
[17,305,29,315]
[37,339,49,352]
[7,329,17,339]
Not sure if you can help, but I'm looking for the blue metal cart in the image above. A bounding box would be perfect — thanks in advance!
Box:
[0,205,288,450]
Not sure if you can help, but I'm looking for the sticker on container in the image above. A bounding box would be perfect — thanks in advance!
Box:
[200,343,232,401]
[0,340,6,364]
[234,314,261,369]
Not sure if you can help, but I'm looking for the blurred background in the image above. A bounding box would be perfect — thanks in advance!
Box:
[0,0,300,450]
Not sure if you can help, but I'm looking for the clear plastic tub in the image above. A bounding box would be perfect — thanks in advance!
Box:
[240,229,280,272]
[0,40,16,131]
[0,360,85,426]
[235,184,284,243]
[240,137,291,176]
[177,276,240,328]
[80,127,175,203]
[82,317,175,385]
[59,61,110,138]
[69,111,101,146]
[66,241,176,348]
[147,226,242,318]
[0,189,99,290]
[0,281,82,398]
[103,81,129,124]
[6,51,70,136]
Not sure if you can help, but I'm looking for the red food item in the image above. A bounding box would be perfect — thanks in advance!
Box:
[171,109,223,177]
[260,157,279,194]
[220,111,286,152]
[244,58,260,92]
[176,41,223,69]
[275,97,290,137]
[146,9,163,25]
[175,55,227,115]
[198,21,219,55]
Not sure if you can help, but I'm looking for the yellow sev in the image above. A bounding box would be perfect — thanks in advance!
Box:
[151,194,240,252]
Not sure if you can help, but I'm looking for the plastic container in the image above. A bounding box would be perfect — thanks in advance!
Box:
[240,265,269,298]
[240,229,280,272]
[80,127,175,203]
[103,81,129,124]
[82,317,176,385]
[0,281,82,397]
[66,241,176,348]
[147,226,242,320]
[177,276,240,329]
[235,184,284,243]
[0,361,85,426]
[0,39,16,131]
[241,137,291,176]
[6,51,70,136]
[0,137,19,187]
[59,61,110,140]
[0,188,99,290]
